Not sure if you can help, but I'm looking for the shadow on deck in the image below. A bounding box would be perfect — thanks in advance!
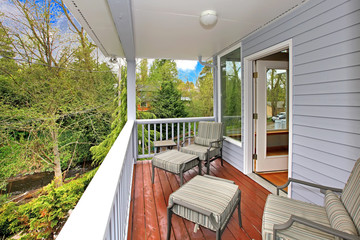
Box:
[128,159,271,240]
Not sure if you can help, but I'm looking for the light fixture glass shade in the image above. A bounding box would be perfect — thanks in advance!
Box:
[200,10,217,28]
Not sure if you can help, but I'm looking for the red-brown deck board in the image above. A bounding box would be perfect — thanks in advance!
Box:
[128,159,271,240]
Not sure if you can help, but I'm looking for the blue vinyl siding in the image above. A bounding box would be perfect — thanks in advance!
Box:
[222,140,243,172]
[237,0,360,204]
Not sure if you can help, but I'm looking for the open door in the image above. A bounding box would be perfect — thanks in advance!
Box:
[254,60,289,172]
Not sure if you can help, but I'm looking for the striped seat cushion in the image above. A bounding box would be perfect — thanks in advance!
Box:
[341,158,360,235]
[168,175,240,231]
[152,150,199,174]
[262,194,334,240]
[324,190,358,238]
[180,144,220,161]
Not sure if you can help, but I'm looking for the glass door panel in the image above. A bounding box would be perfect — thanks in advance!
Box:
[266,69,288,157]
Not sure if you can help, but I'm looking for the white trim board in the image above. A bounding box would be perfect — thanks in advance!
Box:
[217,43,243,147]
[243,39,293,197]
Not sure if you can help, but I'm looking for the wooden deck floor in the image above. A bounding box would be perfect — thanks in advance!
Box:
[127,159,271,240]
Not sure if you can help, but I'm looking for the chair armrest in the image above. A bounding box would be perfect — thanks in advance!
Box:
[181,136,194,147]
[273,215,360,240]
[276,178,343,195]
[207,138,225,151]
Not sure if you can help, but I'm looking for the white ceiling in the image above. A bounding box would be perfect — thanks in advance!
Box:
[64,0,306,60]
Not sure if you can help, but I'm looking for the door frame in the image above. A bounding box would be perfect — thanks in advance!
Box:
[243,39,293,196]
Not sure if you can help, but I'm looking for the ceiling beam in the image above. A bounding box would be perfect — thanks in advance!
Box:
[107,0,135,61]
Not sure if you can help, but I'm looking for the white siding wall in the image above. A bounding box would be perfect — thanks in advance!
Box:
[240,0,360,205]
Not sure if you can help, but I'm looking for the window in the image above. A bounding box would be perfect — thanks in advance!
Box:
[220,47,241,141]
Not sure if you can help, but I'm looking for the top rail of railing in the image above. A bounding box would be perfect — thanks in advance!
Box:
[136,116,215,124]
[136,117,216,159]
[57,120,135,240]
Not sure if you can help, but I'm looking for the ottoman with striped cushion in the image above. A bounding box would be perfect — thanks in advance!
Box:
[151,150,200,186]
[167,175,241,240]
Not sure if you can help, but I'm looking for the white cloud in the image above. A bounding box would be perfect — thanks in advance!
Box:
[175,60,197,70]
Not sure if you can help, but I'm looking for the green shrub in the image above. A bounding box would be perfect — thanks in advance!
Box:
[0,168,97,239]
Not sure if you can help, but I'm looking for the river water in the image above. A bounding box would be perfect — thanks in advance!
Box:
[4,163,94,196]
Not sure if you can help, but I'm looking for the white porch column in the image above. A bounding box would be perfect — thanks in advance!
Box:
[213,56,219,122]
[127,60,136,121]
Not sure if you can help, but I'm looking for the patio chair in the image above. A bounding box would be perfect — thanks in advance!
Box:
[262,157,360,240]
[180,121,224,175]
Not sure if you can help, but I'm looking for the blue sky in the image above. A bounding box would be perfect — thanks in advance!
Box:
[177,61,204,84]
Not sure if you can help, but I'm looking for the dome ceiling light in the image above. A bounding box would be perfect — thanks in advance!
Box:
[199,10,218,29]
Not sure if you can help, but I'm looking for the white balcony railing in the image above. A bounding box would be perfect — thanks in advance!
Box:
[136,117,215,159]
[57,120,136,240]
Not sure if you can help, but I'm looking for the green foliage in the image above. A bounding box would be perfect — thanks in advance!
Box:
[151,80,187,119]
[0,1,117,185]
[0,142,46,190]
[222,60,241,136]
[136,58,214,120]
[0,169,97,239]
[148,59,180,87]
[267,69,286,116]
[188,64,214,117]
[90,66,127,165]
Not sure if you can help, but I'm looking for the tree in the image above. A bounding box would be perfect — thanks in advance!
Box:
[188,64,214,117]
[225,61,241,116]
[148,59,180,88]
[0,0,116,187]
[91,65,127,165]
[151,80,187,119]
[267,69,286,117]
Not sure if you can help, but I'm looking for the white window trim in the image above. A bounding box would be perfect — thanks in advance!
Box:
[217,43,242,147]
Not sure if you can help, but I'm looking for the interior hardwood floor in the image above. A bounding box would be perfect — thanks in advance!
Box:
[127,159,271,240]
[257,171,288,192]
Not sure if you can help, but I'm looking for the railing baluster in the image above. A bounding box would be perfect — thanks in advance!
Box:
[177,122,180,147]
[171,123,174,141]
[148,124,150,155]
[188,122,191,145]
[115,191,119,239]
[166,123,168,140]
[142,124,144,155]
[194,121,197,137]
[183,122,185,146]
[154,124,156,154]
[135,117,215,158]
[154,123,156,141]
[160,123,162,141]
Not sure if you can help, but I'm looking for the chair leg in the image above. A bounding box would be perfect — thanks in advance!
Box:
[206,157,210,175]
[166,207,173,240]
[238,199,242,227]
[198,160,202,175]
[216,229,221,240]
[151,164,155,184]
[220,148,223,166]
[180,173,183,186]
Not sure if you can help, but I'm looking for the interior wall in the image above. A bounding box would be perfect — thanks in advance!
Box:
[241,0,360,205]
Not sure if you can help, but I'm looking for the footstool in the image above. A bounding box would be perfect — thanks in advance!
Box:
[151,150,200,186]
[167,175,241,240]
